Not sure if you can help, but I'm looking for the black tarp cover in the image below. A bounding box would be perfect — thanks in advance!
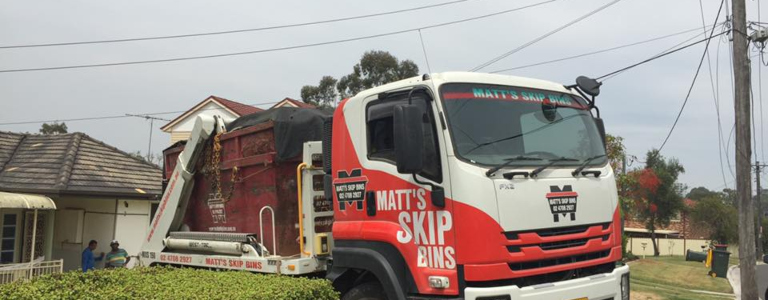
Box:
[226,107,331,162]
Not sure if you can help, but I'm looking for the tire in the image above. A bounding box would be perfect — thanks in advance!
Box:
[341,281,387,300]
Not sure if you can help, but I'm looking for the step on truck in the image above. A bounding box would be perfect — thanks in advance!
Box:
[140,72,630,300]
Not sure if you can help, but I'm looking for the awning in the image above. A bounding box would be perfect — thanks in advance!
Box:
[625,227,679,235]
[0,192,56,210]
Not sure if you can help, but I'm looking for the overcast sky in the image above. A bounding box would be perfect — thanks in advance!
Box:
[1,0,765,193]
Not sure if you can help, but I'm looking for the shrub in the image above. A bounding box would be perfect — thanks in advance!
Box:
[0,266,339,300]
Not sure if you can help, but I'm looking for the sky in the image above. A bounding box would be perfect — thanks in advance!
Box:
[0,0,766,193]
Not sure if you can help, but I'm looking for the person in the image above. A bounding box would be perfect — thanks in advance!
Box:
[105,240,130,268]
[82,240,104,272]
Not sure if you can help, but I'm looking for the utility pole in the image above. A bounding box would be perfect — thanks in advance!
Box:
[756,162,764,256]
[732,0,759,298]
[126,114,170,163]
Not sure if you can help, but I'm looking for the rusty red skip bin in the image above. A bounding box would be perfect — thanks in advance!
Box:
[163,121,306,257]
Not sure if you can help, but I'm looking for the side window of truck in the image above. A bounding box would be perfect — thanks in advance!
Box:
[366,94,442,182]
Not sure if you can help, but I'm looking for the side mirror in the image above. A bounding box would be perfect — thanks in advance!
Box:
[394,104,424,174]
[594,117,607,150]
[576,76,601,97]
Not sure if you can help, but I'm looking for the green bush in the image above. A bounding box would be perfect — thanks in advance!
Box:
[0,266,339,300]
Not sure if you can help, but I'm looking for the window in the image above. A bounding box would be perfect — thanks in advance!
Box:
[1,214,18,263]
[366,93,442,182]
[150,203,159,225]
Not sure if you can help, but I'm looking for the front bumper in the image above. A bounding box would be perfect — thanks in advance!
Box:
[463,264,629,300]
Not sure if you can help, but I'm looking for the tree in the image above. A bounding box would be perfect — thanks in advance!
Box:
[39,122,68,134]
[625,149,685,256]
[686,186,722,201]
[691,196,738,244]
[605,134,626,173]
[301,76,338,108]
[336,50,419,98]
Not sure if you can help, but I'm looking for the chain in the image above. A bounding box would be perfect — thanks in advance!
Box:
[202,131,238,202]
[212,133,223,199]
[223,166,238,202]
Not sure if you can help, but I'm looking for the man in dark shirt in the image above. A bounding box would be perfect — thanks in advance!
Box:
[82,240,104,272]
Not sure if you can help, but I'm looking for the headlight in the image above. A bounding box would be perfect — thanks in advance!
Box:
[620,272,630,300]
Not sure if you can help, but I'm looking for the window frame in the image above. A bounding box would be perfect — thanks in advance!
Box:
[438,82,608,169]
[364,88,443,183]
[1,212,20,264]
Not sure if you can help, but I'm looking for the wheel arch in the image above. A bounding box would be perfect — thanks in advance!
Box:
[327,240,417,300]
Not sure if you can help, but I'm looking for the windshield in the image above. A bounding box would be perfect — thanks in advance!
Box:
[441,83,606,167]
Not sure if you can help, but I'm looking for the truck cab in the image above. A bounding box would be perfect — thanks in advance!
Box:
[327,72,629,300]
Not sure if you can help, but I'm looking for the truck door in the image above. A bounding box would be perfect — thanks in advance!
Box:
[356,87,457,295]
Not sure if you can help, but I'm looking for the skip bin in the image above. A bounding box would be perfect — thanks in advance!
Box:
[709,250,731,278]
[686,249,707,262]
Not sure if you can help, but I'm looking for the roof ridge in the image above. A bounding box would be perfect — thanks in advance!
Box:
[80,134,161,170]
[55,133,83,190]
[0,134,27,173]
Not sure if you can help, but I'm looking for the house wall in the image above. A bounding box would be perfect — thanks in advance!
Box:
[166,102,238,143]
[170,131,191,144]
[627,237,710,256]
[51,196,156,271]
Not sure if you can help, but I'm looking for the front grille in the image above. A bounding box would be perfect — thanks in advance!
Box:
[539,238,589,250]
[504,222,610,240]
[467,262,615,289]
[509,250,610,271]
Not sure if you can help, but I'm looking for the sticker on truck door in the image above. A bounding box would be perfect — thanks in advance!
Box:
[546,185,578,222]
[334,169,368,211]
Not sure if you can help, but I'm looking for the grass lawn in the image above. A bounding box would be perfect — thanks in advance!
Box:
[629,256,734,300]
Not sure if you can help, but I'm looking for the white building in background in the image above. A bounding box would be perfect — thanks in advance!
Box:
[160,95,263,144]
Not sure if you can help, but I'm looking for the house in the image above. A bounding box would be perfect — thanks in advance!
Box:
[161,96,263,143]
[0,131,161,271]
[624,198,711,239]
[270,97,316,109]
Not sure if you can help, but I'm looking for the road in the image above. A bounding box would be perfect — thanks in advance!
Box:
[727,263,768,300]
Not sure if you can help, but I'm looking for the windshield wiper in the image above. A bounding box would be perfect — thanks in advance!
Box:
[572,154,607,177]
[529,157,579,178]
[485,155,543,177]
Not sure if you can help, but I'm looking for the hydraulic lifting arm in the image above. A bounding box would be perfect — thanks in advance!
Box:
[142,115,226,252]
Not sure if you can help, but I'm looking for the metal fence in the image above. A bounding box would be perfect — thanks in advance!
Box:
[0,259,63,284]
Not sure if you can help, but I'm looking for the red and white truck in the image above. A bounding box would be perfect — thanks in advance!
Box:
[139,72,630,300]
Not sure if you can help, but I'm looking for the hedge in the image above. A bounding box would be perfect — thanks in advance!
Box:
[0,266,339,300]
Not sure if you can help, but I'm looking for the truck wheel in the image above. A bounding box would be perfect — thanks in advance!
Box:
[342,282,387,300]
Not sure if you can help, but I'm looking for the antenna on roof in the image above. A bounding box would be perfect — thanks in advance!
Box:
[126,114,171,163]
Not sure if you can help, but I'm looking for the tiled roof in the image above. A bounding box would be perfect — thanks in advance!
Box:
[211,96,263,116]
[271,97,316,109]
[0,131,161,198]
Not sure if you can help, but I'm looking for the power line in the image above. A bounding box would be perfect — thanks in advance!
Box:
[697,0,729,192]
[418,29,433,74]
[469,0,623,72]
[0,100,281,126]
[0,0,559,74]
[595,30,728,81]
[657,0,725,153]
[488,24,718,74]
[0,0,472,49]
[759,0,766,162]
[600,31,712,82]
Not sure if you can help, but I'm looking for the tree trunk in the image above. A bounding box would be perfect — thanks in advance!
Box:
[649,215,660,256]
[650,228,660,256]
